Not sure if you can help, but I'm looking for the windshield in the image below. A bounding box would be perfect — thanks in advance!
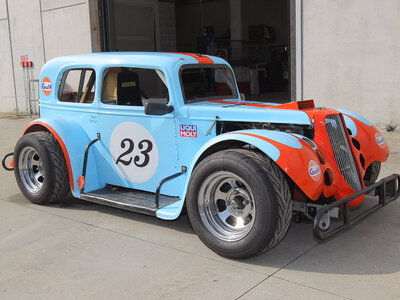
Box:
[181,65,239,103]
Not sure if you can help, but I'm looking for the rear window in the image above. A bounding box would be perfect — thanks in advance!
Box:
[180,65,238,103]
[58,68,95,103]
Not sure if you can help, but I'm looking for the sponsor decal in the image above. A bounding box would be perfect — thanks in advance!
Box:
[180,124,198,138]
[41,77,52,96]
[308,160,321,182]
[121,81,136,88]
[375,132,385,149]
[110,122,159,183]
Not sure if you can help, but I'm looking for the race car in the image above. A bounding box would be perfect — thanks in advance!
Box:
[3,52,399,258]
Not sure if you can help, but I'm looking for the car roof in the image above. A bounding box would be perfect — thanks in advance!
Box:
[42,52,228,72]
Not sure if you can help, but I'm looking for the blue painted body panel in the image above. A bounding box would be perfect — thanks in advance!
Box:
[27,114,101,197]
[185,101,311,125]
[32,52,377,220]
[338,109,373,127]
[162,129,299,219]
[342,115,358,137]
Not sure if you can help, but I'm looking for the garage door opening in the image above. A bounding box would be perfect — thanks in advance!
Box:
[98,0,291,103]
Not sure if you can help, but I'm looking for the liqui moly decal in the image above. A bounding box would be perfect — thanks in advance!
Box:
[41,77,52,96]
[180,124,198,138]
[375,132,385,149]
[308,160,321,182]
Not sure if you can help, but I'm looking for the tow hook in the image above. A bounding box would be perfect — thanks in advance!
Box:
[293,202,339,231]
[318,207,340,230]
[2,152,14,171]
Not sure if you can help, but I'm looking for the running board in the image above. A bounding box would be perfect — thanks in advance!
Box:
[80,186,180,216]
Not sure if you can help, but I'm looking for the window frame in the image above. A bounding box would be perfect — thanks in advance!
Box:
[179,64,239,104]
[100,66,171,107]
[58,68,96,104]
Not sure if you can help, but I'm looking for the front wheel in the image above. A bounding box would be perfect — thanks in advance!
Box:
[363,161,381,186]
[14,132,71,205]
[187,149,292,259]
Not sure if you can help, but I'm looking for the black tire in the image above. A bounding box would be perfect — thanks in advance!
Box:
[14,132,71,205]
[363,161,381,186]
[186,149,292,259]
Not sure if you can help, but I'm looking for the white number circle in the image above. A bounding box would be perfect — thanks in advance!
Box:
[110,122,159,183]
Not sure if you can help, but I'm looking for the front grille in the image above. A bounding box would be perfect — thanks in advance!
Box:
[325,115,362,192]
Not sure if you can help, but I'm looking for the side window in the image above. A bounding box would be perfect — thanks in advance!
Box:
[59,69,96,103]
[101,67,169,106]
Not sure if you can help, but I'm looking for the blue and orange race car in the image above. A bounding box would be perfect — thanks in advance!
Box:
[3,52,399,258]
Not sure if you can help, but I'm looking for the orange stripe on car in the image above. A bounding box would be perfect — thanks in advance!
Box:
[232,132,324,200]
[174,52,214,64]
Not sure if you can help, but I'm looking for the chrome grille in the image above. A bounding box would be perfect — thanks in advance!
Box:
[325,114,362,192]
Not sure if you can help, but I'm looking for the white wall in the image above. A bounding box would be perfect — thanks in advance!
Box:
[0,0,17,114]
[302,0,400,129]
[0,0,92,115]
[7,0,45,113]
[42,1,92,60]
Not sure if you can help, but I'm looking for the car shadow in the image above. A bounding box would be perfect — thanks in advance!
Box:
[6,193,400,276]
[7,193,195,235]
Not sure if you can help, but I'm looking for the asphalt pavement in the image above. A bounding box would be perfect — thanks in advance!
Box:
[1,116,399,299]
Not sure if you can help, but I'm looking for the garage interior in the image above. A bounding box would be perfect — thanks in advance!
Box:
[98,0,291,103]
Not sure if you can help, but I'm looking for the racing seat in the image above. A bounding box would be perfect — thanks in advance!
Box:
[117,71,142,106]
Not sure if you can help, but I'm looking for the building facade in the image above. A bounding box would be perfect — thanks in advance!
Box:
[0,0,399,129]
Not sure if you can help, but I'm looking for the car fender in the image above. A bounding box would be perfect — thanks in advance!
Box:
[157,129,324,220]
[23,118,101,197]
[225,130,325,200]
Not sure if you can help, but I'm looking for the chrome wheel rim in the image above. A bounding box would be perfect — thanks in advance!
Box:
[18,146,44,194]
[198,171,256,242]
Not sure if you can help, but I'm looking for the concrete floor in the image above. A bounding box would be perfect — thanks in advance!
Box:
[0,116,399,300]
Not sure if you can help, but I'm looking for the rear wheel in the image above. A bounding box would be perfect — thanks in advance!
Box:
[187,149,292,259]
[14,132,71,205]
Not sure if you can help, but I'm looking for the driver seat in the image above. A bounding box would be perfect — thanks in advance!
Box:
[117,71,142,106]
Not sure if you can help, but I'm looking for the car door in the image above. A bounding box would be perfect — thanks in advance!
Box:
[96,66,179,196]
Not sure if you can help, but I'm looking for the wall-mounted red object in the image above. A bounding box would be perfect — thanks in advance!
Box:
[20,61,33,68]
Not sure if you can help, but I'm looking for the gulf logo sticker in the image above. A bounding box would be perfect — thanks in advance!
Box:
[375,132,385,149]
[41,77,52,96]
[308,160,321,182]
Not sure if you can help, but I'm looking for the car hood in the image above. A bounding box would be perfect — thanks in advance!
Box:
[185,100,313,125]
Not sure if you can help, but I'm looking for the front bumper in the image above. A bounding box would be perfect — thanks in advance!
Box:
[314,174,400,240]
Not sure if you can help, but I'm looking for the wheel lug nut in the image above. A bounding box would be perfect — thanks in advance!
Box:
[243,200,249,205]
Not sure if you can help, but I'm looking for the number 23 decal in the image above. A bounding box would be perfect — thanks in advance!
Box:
[110,122,159,183]
[115,138,153,167]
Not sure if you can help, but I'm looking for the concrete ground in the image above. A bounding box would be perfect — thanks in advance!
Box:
[0,116,399,300]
